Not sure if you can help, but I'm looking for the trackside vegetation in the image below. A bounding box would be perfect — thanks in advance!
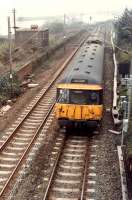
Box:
[115,8,132,63]
[115,9,132,194]
[0,72,21,106]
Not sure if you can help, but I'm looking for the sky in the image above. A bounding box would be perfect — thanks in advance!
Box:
[0,0,132,35]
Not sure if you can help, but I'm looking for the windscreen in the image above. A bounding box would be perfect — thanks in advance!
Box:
[70,90,88,104]
[57,89,102,105]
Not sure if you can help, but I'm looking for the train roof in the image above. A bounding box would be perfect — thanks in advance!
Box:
[59,42,104,85]
[86,38,103,45]
[87,34,103,45]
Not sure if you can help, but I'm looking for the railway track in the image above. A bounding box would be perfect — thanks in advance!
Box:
[42,133,97,200]
[5,24,122,200]
[0,39,85,198]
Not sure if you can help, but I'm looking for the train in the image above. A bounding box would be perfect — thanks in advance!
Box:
[55,34,104,129]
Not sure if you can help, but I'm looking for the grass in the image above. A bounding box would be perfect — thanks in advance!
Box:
[119,85,127,96]
[0,39,15,54]
[0,40,15,68]
[126,121,132,157]
[117,51,132,63]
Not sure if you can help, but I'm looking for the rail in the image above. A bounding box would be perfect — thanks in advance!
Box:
[42,136,91,200]
[0,36,86,198]
[42,135,66,200]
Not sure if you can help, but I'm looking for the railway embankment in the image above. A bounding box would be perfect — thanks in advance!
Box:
[0,30,85,108]
[16,30,85,81]
[0,30,86,132]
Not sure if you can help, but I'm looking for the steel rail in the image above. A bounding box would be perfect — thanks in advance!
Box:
[0,37,87,198]
[0,103,56,197]
[42,137,90,200]
[80,139,90,200]
[0,41,83,153]
[42,135,66,200]
[41,28,106,200]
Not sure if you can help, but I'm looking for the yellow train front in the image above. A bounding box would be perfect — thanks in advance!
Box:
[55,38,104,128]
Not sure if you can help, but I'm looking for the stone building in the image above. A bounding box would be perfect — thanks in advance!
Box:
[15,28,49,47]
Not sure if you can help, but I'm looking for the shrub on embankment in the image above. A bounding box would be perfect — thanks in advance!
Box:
[0,72,21,106]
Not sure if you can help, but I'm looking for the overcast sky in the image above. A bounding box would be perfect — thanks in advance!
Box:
[1,0,132,16]
[1,0,132,34]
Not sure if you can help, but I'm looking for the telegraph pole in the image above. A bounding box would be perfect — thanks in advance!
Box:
[64,14,66,37]
[8,16,13,99]
[89,16,92,24]
[63,14,66,52]
[13,8,16,42]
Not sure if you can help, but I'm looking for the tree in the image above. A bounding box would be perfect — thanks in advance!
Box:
[48,22,64,34]
[115,8,132,45]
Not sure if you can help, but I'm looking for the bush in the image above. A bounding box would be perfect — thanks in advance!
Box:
[0,95,8,106]
[0,71,21,103]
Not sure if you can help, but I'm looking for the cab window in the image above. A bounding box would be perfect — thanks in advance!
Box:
[57,89,69,103]
[70,90,87,104]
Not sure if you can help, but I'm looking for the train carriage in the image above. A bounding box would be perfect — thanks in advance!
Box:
[55,38,104,129]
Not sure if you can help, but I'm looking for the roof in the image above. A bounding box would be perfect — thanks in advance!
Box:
[16,28,48,32]
[59,41,104,85]
[57,83,102,90]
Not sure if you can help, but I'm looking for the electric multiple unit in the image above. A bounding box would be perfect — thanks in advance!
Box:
[55,37,104,129]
